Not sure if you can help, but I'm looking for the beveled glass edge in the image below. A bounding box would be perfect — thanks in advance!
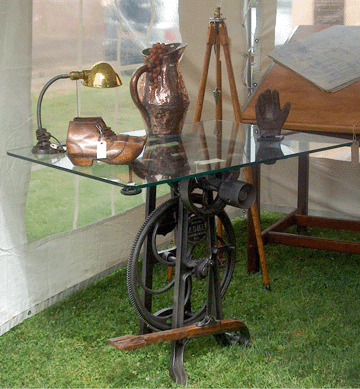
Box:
[131,138,354,189]
[7,149,131,188]
[7,122,354,190]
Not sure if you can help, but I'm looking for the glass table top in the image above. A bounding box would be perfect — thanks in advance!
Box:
[8,121,353,190]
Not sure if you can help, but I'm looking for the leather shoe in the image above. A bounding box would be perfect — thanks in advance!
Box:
[66,117,147,166]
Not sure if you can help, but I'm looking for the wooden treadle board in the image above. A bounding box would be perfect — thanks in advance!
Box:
[109,319,247,350]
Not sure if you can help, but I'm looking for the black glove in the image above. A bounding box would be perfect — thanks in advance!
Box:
[255,89,291,137]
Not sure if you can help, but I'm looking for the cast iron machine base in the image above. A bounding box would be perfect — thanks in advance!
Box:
[110,175,254,385]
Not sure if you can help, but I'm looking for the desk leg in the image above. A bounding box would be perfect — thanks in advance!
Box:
[298,154,309,216]
[297,154,309,234]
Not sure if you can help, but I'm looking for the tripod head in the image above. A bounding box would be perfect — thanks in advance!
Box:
[210,7,226,23]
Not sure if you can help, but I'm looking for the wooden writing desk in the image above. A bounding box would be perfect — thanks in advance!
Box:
[241,25,360,274]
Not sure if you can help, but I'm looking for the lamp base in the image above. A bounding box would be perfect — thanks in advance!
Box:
[32,142,66,155]
[32,127,66,154]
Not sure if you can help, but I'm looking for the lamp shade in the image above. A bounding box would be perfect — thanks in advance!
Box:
[68,62,122,88]
[82,62,122,88]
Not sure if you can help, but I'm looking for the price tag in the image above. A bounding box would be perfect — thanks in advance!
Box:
[97,140,107,159]
[194,158,225,165]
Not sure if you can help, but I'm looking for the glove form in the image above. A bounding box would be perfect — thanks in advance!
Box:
[255,89,291,137]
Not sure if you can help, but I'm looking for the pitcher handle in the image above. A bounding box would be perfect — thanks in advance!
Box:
[130,64,150,129]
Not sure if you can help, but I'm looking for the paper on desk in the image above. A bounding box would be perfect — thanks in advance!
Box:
[269,25,360,92]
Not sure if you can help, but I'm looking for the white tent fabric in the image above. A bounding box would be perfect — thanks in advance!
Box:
[261,156,360,219]
[0,0,33,335]
[1,0,360,337]
[252,0,277,87]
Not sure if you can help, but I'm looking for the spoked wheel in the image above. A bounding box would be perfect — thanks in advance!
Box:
[127,194,236,332]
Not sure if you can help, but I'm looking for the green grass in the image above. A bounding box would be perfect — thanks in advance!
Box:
[1,211,359,388]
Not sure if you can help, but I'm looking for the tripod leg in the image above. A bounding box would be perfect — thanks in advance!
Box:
[192,13,270,288]
[194,23,216,122]
[219,24,270,289]
[218,24,242,123]
[244,167,270,289]
[215,33,224,234]
[215,35,223,122]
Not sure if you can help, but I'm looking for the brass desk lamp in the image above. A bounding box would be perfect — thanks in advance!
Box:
[32,62,122,154]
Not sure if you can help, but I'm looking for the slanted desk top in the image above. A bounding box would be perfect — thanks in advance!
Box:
[242,25,360,134]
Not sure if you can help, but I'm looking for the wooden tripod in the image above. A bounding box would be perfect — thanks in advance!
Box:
[193,7,270,289]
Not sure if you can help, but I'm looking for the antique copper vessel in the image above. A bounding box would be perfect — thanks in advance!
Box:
[130,43,190,137]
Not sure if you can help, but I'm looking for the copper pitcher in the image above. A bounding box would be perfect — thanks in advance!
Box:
[130,43,190,137]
